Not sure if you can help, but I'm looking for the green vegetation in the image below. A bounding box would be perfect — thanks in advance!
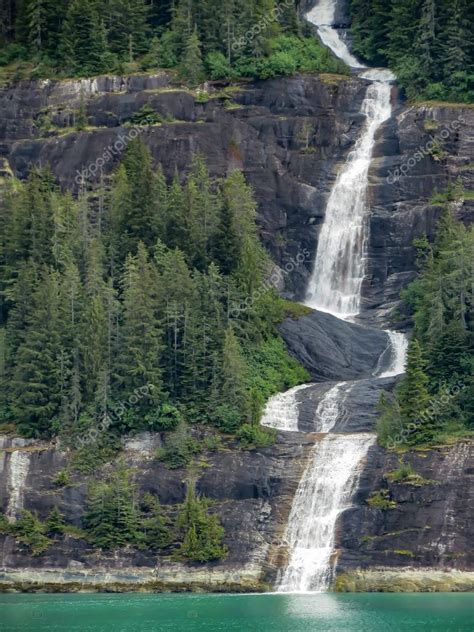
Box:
[0,510,51,555]
[175,486,227,562]
[237,423,277,449]
[83,462,143,549]
[0,1,347,83]
[349,0,474,103]
[0,139,307,442]
[385,463,437,486]
[377,208,473,448]
[367,490,397,511]
[0,468,226,561]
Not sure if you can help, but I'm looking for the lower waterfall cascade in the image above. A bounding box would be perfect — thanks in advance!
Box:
[261,0,408,594]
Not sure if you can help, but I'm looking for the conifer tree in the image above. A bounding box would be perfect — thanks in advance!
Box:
[175,485,227,562]
[10,269,70,437]
[117,244,163,401]
[181,27,205,85]
[83,462,141,549]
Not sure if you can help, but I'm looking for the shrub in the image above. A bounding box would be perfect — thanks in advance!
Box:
[156,421,202,469]
[52,470,71,488]
[237,424,277,449]
[367,490,397,511]
[205,52,234,80]
[210,404,242,433]
[144,404,182,431]
[127,104,163,126]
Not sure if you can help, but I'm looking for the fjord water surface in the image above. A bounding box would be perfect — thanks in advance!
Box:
[1,593,473,631]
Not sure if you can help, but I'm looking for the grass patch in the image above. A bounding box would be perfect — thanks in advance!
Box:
[367,490,397,511]
[385,463,437,487]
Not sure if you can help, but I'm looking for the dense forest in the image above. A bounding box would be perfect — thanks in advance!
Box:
[378,204,474,448]
[1,1,472,103]
[349,0,474,103]
[0,139,308,449]
[0,0,347,82]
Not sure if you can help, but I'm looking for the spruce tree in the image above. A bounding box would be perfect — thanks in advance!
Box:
[181,27,205,85]
[117,244,163,401]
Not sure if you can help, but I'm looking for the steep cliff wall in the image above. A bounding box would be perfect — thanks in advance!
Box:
[0,72,473,592]
[0,432,312,592]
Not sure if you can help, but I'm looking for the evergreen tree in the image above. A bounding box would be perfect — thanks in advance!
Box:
[175,485,227,562]
[83,462,141,549]
[10,268,70,437]
[141,493,172,549]
[181,27,205,85]
[45,506,65,537]
[117,244,163,401]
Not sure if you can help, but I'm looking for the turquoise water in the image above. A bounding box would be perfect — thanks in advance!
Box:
[1,593,473,631]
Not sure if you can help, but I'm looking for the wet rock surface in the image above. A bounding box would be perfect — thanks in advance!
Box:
[338,441,474,573]
[0,433,312,577]
[279,309,391,381]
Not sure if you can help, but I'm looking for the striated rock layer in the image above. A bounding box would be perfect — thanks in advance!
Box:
[0,71,473,592]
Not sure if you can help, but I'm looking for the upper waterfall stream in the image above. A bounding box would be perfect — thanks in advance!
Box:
[261,0,407,594]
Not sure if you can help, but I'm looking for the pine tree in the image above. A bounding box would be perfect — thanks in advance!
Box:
[10,268,70,437]
[220,326,247,410]
[45,506,65,537]
[120,138,161,252]
[181,26,205,85]
[186,155,219,269]
[117,244,163,400]
[83,462,141,549]
[396,339,433,444]
[175,485,227,562]
[141,493,172,549]
[442,0,473,78]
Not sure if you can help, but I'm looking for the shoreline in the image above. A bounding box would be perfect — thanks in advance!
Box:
[1,567,473,594]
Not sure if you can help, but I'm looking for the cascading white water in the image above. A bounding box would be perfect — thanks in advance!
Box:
[305,80,393,317]
[307,0,365,69]
[315,384,346,432]
[263,0,407,595]
[379,331,409,378]
[261,384,311,431]
[278,433,376,593]
[6,450,30,521]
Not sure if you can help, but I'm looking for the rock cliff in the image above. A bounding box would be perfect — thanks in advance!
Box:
[0,71,473,592]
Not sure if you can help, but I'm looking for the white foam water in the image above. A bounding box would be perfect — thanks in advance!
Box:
[315,384,346,432]
[260,384,312,432]
[264,0,407,595]
[278,433,376,593]
[306,0,365,69]
[6,450,30,521]
[379,331,409,378]
[305,80,393,317]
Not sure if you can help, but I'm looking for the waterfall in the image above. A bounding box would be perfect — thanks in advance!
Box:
[278,433,376,593]
[379,331,409,378]
[306,0,365,69]
[304,1,395,318]
[6,450,30,521]
[315,384,346,432]
[263,0,407,594]
[261,384,311,431]
[305,80,393,317]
